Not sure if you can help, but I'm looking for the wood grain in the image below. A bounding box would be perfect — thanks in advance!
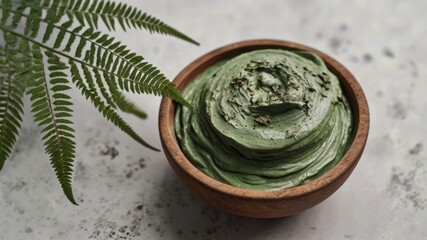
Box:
[159,39,370,218]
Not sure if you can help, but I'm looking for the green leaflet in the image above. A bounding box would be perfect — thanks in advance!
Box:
[0,0,196,204]
[28,45,77,205]
[0,33,26,170]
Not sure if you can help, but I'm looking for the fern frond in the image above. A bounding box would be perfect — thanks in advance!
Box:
[69,60,158,151]
[39,0,199,45]
[0,5,191,107]
[0,33,26,170]
[29,44,77,205]
[4,0,198,45]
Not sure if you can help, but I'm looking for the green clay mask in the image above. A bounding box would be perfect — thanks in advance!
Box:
[174,49,353,191]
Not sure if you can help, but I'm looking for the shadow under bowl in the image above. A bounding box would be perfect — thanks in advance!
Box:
[159,39,369,218]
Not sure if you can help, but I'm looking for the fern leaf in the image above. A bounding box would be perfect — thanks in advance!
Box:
[0,33,26,170]
[1,10,190,142]
[1,4,191,107]
[103,72,147,120]
[39,0,199,45]
[29,44,78,205]
[69,60,158,151]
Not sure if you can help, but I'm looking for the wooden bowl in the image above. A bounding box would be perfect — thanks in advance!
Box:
[159,39,369,218]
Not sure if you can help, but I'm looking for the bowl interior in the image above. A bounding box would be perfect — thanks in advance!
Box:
[160,39,369,199]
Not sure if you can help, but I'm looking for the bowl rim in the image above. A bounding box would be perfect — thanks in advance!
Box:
[159,39,369,200]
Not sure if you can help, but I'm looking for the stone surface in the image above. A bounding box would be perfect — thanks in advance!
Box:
[0,0,426,239]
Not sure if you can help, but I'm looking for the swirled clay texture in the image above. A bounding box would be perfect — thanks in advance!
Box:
[175,49,353,190]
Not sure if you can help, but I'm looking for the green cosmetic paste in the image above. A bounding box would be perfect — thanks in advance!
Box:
[174,49,353,190]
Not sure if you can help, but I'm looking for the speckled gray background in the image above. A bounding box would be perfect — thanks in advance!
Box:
[1,0,426,239]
